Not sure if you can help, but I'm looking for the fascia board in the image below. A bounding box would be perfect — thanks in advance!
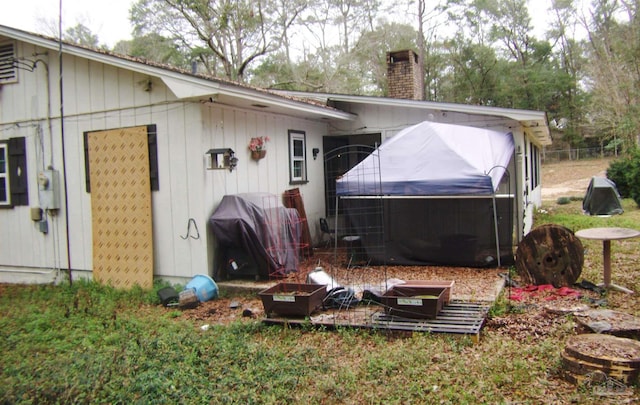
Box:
[278,91,551,145]
[1,26,354,121]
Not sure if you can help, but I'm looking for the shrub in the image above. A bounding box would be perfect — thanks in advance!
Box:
[556,196,571,205]
[607,157,631,197]
[607,148,640,207]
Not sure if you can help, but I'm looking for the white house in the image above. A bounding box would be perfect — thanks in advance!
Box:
[0,28,551,285]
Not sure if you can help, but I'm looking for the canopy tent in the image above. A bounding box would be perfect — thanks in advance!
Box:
[210,193,301,279]
[334,121,515,267]
[583,177,624,216]
[336,121,514,196]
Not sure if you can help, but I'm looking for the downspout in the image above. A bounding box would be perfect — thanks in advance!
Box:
[513,148,521,243]
[33,58,62,277]
[58,1,72,285]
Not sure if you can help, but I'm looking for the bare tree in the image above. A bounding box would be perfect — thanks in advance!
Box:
[131,0,287,81]
[582,0,640,150]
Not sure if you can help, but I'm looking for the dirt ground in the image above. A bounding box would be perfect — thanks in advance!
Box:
[180,157,617,333]
[183,258,508,326]
[541,157,613,200]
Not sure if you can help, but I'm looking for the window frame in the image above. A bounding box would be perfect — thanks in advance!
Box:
[84,124,159,192]
[288,130,308,184]
[0,137,29,208]
[529,141,540,190]
[0,142,9,206]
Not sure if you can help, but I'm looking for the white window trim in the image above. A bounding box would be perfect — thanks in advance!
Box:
[288,130,308,183]
[0,143,10,205]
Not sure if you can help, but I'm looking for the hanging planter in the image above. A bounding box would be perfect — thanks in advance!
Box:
[249,136,270,161]
[251,149,267,160]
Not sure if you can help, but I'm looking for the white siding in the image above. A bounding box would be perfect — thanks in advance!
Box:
[201,103,328,275]
[0,39,331,282]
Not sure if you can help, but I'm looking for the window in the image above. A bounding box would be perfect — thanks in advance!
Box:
[84,124,159,192]
[530,142,540,189]
[289,130,308,183]
[0,42,17,84]
[0,144,8,205]
[0,137,29,207]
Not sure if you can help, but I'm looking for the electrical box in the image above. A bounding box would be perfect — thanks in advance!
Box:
[38,169,60,210]
[30,207,43,221]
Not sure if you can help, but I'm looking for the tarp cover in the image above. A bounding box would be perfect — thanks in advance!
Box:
[334,121,516,267]
[210,193,301,279]
[583,177,624,216]
[336,121,514,196]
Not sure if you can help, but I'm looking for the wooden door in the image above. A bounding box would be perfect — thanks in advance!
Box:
[87,126,154,289]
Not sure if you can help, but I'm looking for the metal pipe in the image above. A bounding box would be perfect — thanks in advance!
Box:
[58,0,72,285]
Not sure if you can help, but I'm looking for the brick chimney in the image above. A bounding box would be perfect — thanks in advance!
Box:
[387,50,423,100]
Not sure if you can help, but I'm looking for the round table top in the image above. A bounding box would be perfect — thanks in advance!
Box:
[575,227,640,241]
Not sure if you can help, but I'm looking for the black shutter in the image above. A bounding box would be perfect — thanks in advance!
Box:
[83,132,91,192]
[147,124,159,191]
[8,137,28,206]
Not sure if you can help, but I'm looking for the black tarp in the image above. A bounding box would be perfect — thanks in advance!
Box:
[583,177,624,216]
[210,193,301,279]
[339,197,514,267]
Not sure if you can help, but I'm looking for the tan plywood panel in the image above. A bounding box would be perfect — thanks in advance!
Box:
[88,126,153,289]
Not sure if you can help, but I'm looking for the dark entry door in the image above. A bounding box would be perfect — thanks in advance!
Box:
[323,133,380,216]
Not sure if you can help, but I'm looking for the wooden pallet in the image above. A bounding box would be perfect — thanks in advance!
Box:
[262,300,491,342]
[371,301,490,341]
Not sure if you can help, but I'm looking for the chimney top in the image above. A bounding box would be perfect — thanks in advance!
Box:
[386,50,423,101]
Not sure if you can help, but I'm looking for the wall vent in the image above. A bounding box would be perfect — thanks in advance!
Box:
[0,42,17,84]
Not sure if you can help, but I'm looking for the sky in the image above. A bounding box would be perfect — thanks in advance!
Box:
[0,0,134,47]
[0,0,580,48]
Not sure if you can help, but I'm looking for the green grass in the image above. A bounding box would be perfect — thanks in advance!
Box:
[535,197,640,313]
[536,198,640,232]
[2,200,640,403]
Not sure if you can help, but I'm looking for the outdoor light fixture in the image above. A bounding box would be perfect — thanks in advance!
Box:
[206,148,237,172]
[312,148,320,160]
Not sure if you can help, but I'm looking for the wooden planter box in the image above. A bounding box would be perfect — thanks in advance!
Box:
[259,283,327,317]
[381,285,447,319]
[396,280,454,304]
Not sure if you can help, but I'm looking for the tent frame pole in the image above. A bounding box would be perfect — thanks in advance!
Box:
[492,192,501,267]
[333,194,340,265]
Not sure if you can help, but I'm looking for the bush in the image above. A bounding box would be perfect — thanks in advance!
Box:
[607,148,640,207]
[607,157,631,197]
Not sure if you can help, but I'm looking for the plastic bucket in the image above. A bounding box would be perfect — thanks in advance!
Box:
[306,267,340,292]
[185,274,218,302]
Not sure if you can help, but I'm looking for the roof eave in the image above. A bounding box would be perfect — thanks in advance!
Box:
[275,91,552,146]
[1,26,355,121]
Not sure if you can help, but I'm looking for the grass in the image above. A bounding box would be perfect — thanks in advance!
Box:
[1,198,640,403]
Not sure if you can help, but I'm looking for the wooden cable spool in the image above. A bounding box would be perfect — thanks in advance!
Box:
[561,333,640,385]
[515,224,584,287]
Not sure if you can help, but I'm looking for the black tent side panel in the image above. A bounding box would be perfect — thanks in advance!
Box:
[582,177,624,216]
[342,197,514,267]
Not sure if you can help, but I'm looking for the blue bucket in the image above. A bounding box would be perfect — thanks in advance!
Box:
[185,274,218,302]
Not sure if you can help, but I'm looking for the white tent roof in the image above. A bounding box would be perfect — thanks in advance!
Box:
[336,121,514,196]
